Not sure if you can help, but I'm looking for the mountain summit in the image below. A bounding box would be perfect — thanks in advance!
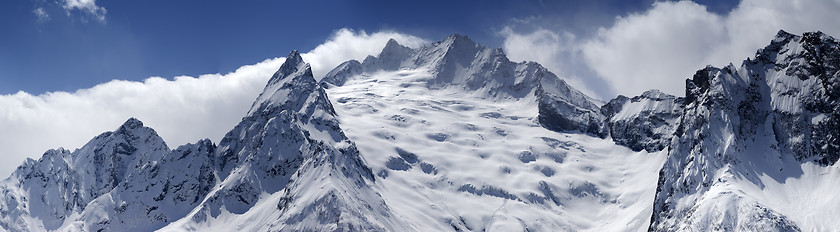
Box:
[649,30,840,231]
[322,35,607,137]
[0,118,169,231]
[2,31,839,231]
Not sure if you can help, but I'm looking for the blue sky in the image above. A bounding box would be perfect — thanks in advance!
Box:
[0,0,738,94]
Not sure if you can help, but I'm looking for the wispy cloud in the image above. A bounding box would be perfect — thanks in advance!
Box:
[30,0,107,23]
[501,0,840,99]
[32,7,50,23]
[60,0,107,22]
[0,29,427,177]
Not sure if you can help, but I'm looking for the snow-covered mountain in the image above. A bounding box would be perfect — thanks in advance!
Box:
[321,37,661,231]
[650,30,840,231]
[1,30,838,231]
[321,35,607,137]
[0,118,169,231]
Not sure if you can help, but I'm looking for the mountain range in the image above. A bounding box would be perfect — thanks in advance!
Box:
[1,30,837,231]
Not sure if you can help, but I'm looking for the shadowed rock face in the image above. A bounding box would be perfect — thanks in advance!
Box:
[192,50,395,231]
[650,30,839,231]
[0,118,170,231]
[602,90,684,152]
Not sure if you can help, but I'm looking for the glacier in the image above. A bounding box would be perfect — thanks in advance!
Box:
[0,30,838,231]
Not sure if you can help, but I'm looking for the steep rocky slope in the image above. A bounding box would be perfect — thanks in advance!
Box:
[650,30,840,231]
[0,118,169,231]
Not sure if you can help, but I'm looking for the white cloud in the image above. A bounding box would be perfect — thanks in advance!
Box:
[0,29,427,177]
[581,1,725,97]
[303,28,428,78]
[60,0,107,22]
[33,7,50,23]
[501,0,840,98]
[499,27,608,99]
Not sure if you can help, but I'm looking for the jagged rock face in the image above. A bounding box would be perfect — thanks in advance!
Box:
[72,118,170,205]
[0,149,76,232]
[603,90,684,152]
[322,35,607,137]
[756,31,840,165]
[67,140,217,231]
[650,30,839,231]
[0,118,169,231]
[172,50,397,231]
[537,73,607,137]
[0,51,398,232]
[212,50,357,201]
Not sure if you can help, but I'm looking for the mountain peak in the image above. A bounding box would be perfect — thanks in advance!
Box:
[377,38,413,64]
[287,49,302,62]
[384,38,401,48]
[118,117,144,130]
[446,33,471,42]
[441,33,477,50]
[268,50,308,84]
[381,38,409,52]
[114,117,161,139]
[248,50,323,116]
[774,29,796,41]
[639,89,675,100]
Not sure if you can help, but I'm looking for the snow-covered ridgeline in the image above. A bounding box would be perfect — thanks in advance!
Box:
[322,34,607,137]
[0,30,838,231]
[650,30,840,231]
[0,118,169,231]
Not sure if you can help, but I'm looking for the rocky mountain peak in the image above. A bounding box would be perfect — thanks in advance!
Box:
[442,33,475,47]
[248,50,323,117]
[380,38,411,56]
[650,31,840,231]
[434,33,480,61]
[639,89,673,100]
[280,50,304,72]
[117,117,144,131]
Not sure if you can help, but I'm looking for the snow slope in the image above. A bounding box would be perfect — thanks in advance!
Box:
[325,67,666,231]
[322,35,607,137]
[1,30,838,232]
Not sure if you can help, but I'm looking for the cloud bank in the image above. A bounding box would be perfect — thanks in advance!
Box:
[0,29,426,177]
[501,0,840,99]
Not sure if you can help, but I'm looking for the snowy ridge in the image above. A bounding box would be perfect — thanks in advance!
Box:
[62,139,216,231]
[0,118,169,231]
[1,31,839,231]
[161,50,403,231]
[651,30,840,231]
[322,34,606,137]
